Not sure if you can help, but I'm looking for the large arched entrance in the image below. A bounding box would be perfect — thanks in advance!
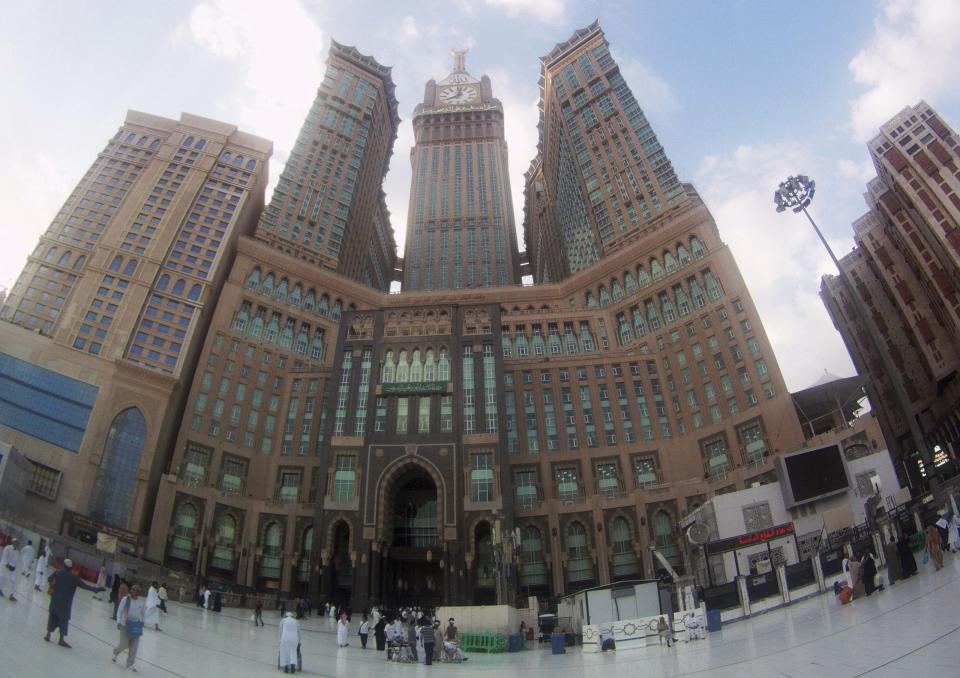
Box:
[381,466,444,608]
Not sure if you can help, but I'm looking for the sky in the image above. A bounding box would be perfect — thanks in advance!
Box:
[2,0,959,392]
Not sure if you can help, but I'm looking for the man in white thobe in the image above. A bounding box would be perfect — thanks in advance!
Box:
[336,612,349,647]
[0,538,20,601]
[279,612,300,673]
[19,540,35,578]
[34,549,48,592]
[145,582,161,630]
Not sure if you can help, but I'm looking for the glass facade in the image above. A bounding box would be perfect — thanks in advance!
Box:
[88,407,147,528]
[0,352,98,452]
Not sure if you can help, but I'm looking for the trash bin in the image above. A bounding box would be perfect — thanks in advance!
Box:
[706,609,722,632]
[508,633,522,652]
[551,632,566,654]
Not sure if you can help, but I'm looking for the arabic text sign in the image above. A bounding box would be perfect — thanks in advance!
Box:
[705,522,794,555]
[381,381,447,396]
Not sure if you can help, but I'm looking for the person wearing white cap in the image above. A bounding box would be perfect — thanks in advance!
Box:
[279,611,301,673]
[45,558,105,647]
[0,538,20,601]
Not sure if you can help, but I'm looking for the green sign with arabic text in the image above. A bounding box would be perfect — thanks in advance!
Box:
[381,381,447,396]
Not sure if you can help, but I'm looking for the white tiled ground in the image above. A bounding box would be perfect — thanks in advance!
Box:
[2,554,959,678]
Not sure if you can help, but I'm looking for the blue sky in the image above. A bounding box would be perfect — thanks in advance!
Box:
[2,0,959,391]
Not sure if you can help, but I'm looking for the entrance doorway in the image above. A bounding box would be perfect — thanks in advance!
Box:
[382,468,444,607]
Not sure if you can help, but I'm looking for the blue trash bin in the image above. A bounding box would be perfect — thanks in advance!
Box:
[508,633,522,652]
[551,632,566,654]
[706,609,722,632]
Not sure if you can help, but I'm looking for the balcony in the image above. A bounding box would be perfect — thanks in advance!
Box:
[555,488,586,504]
[596,480,626,500]
[269,486,301,505]
[515,485,543,510]
[217,474,246,497]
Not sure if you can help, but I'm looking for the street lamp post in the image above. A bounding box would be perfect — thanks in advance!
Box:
[774,175,934,488]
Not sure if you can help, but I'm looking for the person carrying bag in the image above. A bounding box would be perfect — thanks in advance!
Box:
[112,585,146,671]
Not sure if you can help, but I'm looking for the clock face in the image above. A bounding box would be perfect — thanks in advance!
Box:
[439,86,478,104]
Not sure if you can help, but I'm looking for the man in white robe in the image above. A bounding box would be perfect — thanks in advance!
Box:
[19,540,35,578]
[0,538,20,601]
[145,582,161,630]
[34,549,48,591]
[279,612,300,673]
[336,612,349,647]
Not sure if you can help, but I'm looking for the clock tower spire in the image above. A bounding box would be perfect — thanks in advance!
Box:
[402,50,521,290]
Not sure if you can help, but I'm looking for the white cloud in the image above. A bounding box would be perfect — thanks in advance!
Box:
[174,0,325,189]
[694,142,857,390]
[848,0,960,141]
[401,15,419,39]
[613,50,681,120]
[484,0,567,23]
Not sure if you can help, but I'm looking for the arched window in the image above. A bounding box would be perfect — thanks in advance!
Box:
[246,267,261,288]
[88,408,147,529]
[195,138,206,150]
[183,135,194,147]
[261,273,274,295]
[317,295,329,317]
[598,286,611,307]
[169,503,197,562]
[72,254,87,270]
[211,513,237,570]
[125,132,136,143]
[396,351,410,382]
[303,290,315,311]
[310,329,325,360]
[653,511,682,572]
[295,324,309,354]
[610,517,639,577]
[424,350,436,381]
[136,136,148,146]
[650,258,664,280]
[109,255,122,272]
[330,300,342,321]
[57,251,71,266]
[157,274,170,291]
[123,259,137,277]
[677,245,691,264]
[233,155,244,167]
[246,159,256,170]
[149,139,160,150]
[381,351,396,383]
[188,284,201,301]
[260,523,283,579]
[44,247,58,262]
[611,280,625,301]
[298,526,314,583]
[275,278,288,301]
[690,236,706,257]
[664,252,678,272]
[410,350,423,381]
[637,266,651,287]
[624,273,637,293]
[232,301,250,331]
[566,522,593,583]
[221,151,232,162]
[172,279,186,297]
[585,292,598,308]
[290,284,302,306]
[521,527,547,588]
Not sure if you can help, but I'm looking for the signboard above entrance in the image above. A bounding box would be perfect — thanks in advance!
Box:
[382,381,448,396]
[705,521,794,555]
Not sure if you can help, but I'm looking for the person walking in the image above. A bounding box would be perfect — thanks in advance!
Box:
[861,552,878,595]
[374,615,387,651]
[145,582,161,631]
[337,612,350,647]
[279,612,301,673]
[93,566,108,601]
[44,558,105,647]
[420,617,436,665]
[406,615,418,661]
[254,596,265,626]
[926,523,944,570]
[657,616,672,647]
[34,548,48,592]
[19,540,35,579]
[358,615,370,649]
[0,538,21,602]
[897,534,918,578]
[158,583,168,613]
[112,585,146,670]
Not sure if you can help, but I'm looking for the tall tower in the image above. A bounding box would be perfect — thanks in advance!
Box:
[255,41,399,290]
[402,50,520,290]
[822,101,960,485]
[524,21,686,282]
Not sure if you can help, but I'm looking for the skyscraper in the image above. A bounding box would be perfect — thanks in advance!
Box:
[255,41,399,290]
[402,50,520,290]
[822,101,960,485]
[524,21,686,283]
[0,111,271,539]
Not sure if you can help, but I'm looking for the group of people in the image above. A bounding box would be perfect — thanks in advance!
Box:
[0,538,51,601]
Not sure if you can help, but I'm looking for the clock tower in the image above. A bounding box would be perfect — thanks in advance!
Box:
[402,50,521,290]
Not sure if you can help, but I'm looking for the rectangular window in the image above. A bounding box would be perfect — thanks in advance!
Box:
[333,455,356,502]
[470,452,494,502]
